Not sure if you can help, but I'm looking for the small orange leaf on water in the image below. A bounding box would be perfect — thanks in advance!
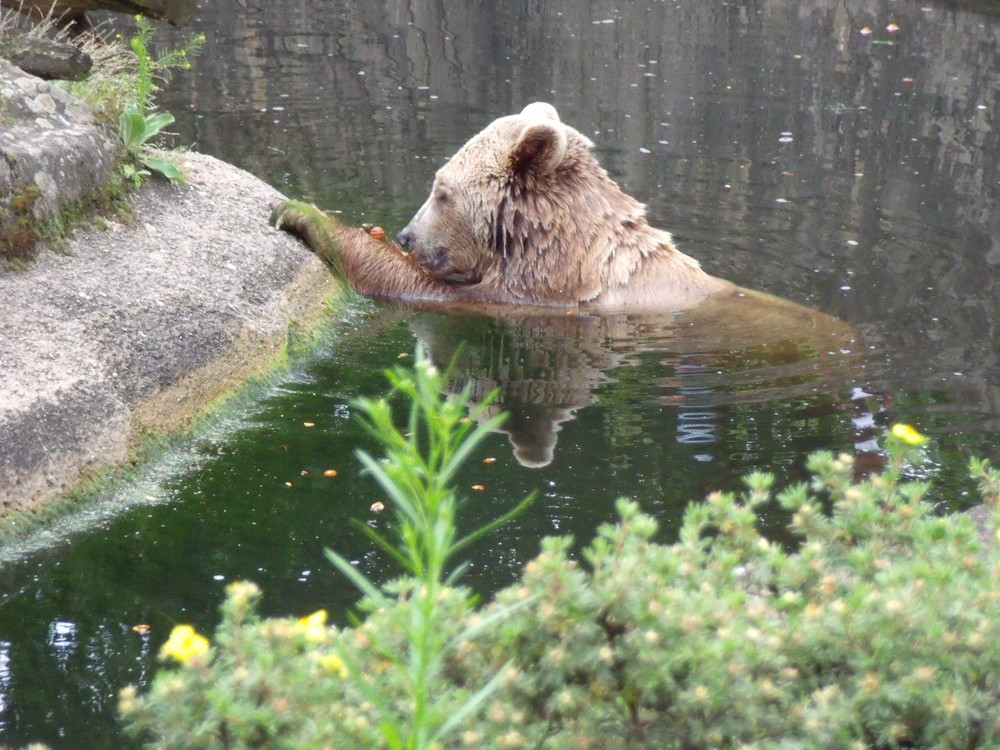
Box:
[285,481,293,487]
[368,226,386,240]
[859,26,872,35]
[483,457,496,464]
[886,22,899,32]
[471,484,486,491]
[323,469,338,477]
[371,501,385,512]
[132,624,151,634]
[303,422,315,428]
[300,470,309,476]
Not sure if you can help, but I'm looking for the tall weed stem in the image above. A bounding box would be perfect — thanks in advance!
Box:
[325,344,534,749]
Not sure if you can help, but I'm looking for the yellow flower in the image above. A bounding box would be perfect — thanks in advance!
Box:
[160,625,209,663]
[320,652,349,678]
[296,610,328,642]
[891,423,926,445]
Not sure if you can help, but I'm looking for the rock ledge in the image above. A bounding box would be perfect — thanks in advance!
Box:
[0,148,334,515]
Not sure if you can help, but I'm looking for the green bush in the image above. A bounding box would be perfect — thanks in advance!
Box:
[121,353,1000,749]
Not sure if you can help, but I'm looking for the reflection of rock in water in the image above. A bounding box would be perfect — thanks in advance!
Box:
[408,293,865,467]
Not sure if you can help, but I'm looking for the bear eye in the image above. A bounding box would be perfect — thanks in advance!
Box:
[433,184,451,203]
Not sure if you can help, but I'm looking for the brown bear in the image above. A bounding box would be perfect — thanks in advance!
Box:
[271,103,863,466]
[272,101,739,311]
[271,102,849,330]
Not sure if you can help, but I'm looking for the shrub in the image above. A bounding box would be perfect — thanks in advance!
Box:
[121,353,1000,749]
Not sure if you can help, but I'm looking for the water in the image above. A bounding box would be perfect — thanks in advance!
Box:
[3,0,999,746]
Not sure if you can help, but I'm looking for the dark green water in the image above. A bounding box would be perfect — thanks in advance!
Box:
[3,0,1000,747]
[0,303,992,747]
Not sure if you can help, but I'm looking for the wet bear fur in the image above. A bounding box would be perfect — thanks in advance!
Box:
[272,101,854,340]
[271,102,744,312]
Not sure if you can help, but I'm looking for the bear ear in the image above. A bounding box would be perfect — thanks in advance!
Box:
[510,121,568,177]
[519,102,560,122]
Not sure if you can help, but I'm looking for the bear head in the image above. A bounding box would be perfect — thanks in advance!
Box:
[396,102,649,305]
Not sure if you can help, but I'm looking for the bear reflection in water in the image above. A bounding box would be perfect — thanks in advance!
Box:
[273,102,870,467]
[407,308,863,468]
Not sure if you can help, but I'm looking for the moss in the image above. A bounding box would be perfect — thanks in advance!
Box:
[0,218,40,266]
[42,177,132,247]
[1,183,42,266]
[2,173,133,267]
[9,184,39,214]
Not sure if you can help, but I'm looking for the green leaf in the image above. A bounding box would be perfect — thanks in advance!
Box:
[439,410,506,484]
[452,490,536,556]
[324,548,387,607]
[452,593,538,644]
[355,450,421,520]
[143,111,176,133]
[121,163,150,186]
[130,112,173,148]
[432,659,514,743]
[139,155,186,184]
[355,520,412,572]
[119,109,147,152]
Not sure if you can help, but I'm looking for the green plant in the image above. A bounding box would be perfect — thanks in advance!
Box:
[122,346,534,749]
[325,346,535,749]
[118,102,181,184]
[115,16,203,185]
[1,11,201,267]
[121,401,1000,748]
[450,429,1000,748]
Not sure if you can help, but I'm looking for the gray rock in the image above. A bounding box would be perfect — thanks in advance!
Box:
[0,59,120,265]
[0,150,335,514]
[3,37,93,81]
[0,62,336,516]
